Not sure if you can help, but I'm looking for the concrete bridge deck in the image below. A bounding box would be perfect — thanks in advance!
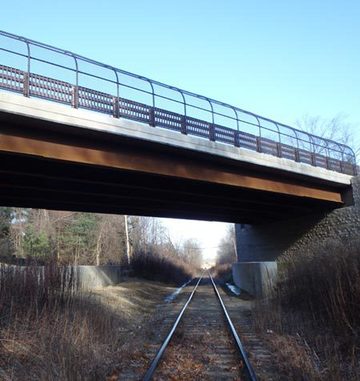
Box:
[0,92,353,223]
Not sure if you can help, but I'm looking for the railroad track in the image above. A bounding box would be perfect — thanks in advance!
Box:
[143,272,258,381]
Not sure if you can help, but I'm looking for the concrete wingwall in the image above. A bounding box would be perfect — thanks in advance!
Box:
[1,264,126,290]
[233,175,360,295]
[74,266,126,289]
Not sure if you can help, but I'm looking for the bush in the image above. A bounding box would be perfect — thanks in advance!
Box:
[210,263,233,282]
[131,251,194,285]
[0,263,122,380]
[254,238,360,380]
[277,239,360,333]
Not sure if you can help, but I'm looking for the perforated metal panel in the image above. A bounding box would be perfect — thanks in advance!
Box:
[154,108,183,132]
[30,73,72,104]
[117,98,150,124]
[186,117,211,139]
[78,87,113,114]
[0,61,356,176]
[0,64,24,93]
[214,124,236,145]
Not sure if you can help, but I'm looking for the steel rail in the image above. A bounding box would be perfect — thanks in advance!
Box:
[143,272,258,380]
[209,272,258,381]
[143,274,204,381]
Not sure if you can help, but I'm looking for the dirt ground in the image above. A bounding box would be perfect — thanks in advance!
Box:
[0,275,290,380]
[96,279,281,381]
[92,278,188,380]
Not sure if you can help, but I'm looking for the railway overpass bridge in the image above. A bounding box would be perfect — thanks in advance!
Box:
[0,31,358,294]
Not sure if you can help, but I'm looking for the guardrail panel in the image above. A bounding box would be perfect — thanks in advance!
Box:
[154,108,183,132]
[280,144,297,161]
[258,137,279,156]
[186,116,211,139]
[0,62,355,176]
[214,124,236,145]
[0,64,24,93]
[298,149,313,165]
[238,131,257,151]
[30,73,72,105]
[78,86,113,114]
[118,98,151,124]
[313,153,328,169]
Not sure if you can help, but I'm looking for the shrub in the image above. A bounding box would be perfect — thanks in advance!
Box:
[131,251,194,285]
[0,263,122,380]
[254,238,360,380]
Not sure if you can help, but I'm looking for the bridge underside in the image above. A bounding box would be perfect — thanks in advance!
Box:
[0,109,352,223]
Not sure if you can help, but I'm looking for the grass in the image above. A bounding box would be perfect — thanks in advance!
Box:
[0,253,194,380]
[0,263,177,380]
[253,239,360,380]
[0,263,124,380]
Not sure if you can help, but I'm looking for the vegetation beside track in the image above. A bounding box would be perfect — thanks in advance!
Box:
[0,264,180,380]
[254,239,360,380]
[131,250,195,284]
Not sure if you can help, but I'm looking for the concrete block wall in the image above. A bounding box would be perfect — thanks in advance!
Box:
[236,175,360,262]
[282,176,360,257]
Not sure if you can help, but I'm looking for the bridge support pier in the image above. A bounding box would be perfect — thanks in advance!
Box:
[233,176,360,297]
[232,261,277,297]
[232,218,319,297]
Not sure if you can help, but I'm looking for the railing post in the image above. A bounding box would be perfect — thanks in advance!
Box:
[149,107,155,127]
[353,164,357,176]
[71,85,79,109]
[276,142,282,158]
[209,123,216,142]
[23,72,30,97]
[112,96,119,118]
[295,148,300,162]
[339,160,344,174]
[256,137,262,152]
[234,131,240,147]
[181,116,187,135]
[311,153,316,167]
[325,157,330,170]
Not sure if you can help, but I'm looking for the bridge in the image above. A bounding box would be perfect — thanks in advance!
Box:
[0,30,356,224]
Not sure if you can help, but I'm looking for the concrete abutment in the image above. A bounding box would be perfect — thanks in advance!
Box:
[233,175,360,296]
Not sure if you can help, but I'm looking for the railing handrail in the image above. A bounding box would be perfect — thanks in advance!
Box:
[0,30,356,173]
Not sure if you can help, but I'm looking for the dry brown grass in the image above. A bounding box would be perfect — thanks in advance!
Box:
[0,264,124,380]
[0,264,176,380]
[253,239,360,380]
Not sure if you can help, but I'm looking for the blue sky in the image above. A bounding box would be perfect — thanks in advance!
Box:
[2,0,359,260]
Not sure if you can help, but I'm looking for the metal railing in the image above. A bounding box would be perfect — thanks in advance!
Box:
[0,30,356,175]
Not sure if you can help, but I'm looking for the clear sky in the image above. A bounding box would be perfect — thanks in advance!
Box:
[2,1,359,261]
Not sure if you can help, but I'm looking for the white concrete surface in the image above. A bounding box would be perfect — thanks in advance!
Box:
[0,92,352,186]
[232,261,278,297]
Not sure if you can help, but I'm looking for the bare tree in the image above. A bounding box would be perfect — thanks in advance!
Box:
[296,114,359,161]
[216,225,237,265]
[181,238,203,269]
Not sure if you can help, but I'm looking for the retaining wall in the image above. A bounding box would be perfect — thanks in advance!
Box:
[0,264,127,290]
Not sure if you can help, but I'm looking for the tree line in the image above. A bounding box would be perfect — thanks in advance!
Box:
[0,207,203,268]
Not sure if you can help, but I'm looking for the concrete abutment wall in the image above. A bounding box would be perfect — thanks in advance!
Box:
[233,175,360,296]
